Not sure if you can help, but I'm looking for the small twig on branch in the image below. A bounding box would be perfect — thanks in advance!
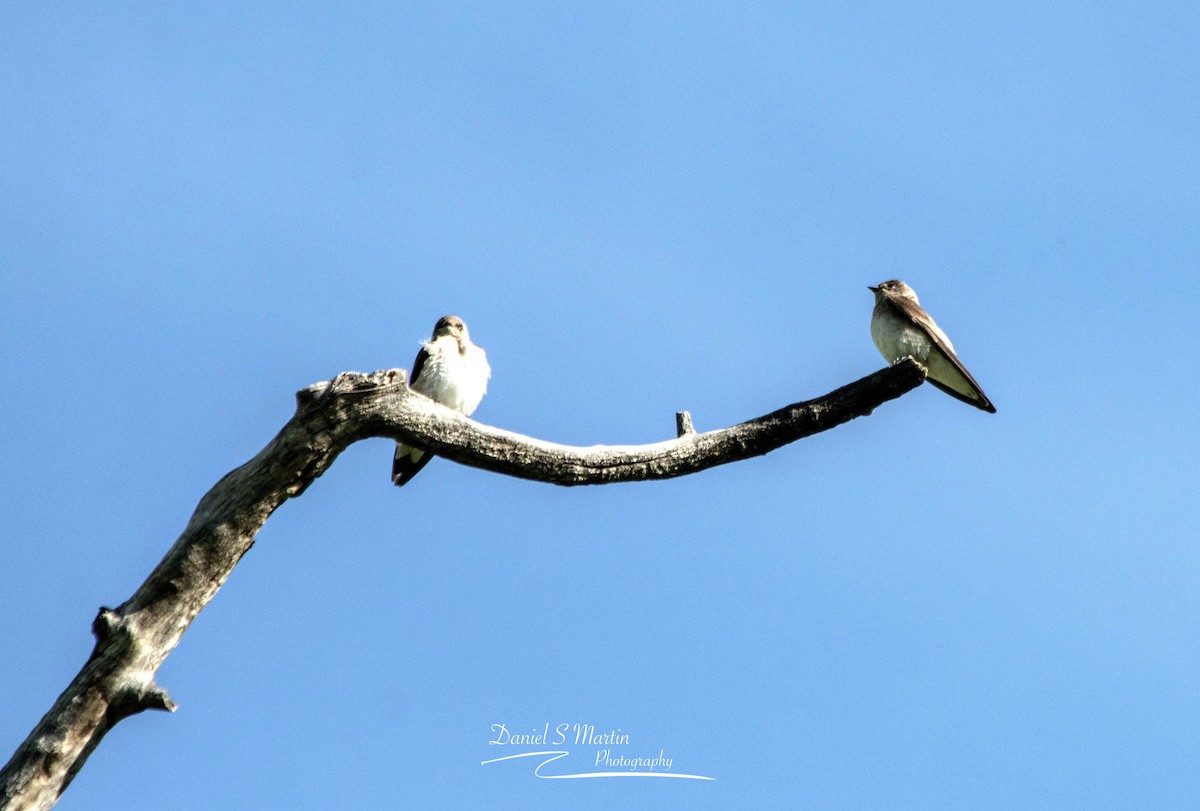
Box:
[0,359,925,810]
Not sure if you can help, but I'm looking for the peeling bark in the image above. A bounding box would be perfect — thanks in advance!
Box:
[0,359,925,810]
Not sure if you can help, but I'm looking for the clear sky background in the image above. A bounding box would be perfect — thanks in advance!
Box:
[3,2,1198,808]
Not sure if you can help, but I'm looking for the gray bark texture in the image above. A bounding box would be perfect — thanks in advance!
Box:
[0,359,925,810]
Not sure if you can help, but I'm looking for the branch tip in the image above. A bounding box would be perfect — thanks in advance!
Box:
[297,369,408,408]
[675,411,696,437]
[140,685,177,713]
[91,607,123,641]
[295,382,326,408]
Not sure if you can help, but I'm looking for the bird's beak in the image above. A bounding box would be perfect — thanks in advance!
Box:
[868,285,879,293]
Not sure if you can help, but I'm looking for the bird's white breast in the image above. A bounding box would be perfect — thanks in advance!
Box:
[871,307,934,365]
[412,337,490,416]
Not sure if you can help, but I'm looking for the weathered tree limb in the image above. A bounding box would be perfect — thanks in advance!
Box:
[0,359,925,810]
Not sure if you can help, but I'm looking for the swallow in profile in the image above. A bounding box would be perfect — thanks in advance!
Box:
[869,280,996,413]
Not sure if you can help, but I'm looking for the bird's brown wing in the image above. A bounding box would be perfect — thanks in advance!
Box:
[890,294,996,413]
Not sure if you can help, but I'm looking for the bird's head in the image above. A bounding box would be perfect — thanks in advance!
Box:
[432,315,469,341]
[869,279,918,304]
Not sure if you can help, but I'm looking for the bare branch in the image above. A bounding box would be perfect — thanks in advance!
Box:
[0,359,924,810]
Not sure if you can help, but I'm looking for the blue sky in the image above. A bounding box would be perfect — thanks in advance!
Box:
[3,2,1199,808]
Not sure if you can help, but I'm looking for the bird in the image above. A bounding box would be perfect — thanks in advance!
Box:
[869,280,996,413]
[392,315,491,486]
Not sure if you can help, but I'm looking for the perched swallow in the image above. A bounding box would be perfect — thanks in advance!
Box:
[392,316,491,486]
[869,280,996,413]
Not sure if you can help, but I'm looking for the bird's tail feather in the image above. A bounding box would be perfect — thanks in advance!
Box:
[392,443,433,487]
